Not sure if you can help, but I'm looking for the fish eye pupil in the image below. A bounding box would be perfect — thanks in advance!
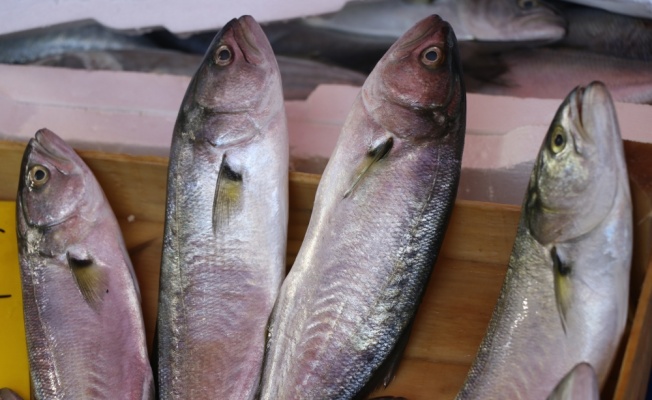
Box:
[554,134,564,147]
[34,169,45,181]
[219,49,230,61]
[425,51,438,61]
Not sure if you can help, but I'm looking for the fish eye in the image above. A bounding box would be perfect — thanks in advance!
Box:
[214,45,233,66]
[518,0,538,9]
[550,127,566,154]
[28,165,50,188]
[420,46,445,67]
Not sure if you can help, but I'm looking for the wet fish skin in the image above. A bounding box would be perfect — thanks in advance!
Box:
[156,15,288,399]
[547,363,600,400]
[259,14,465,399]
[16,129,153,400]
[456,82,632,399]
[553,2,652,61]
[558,0,652,19]
[304,0,566,42]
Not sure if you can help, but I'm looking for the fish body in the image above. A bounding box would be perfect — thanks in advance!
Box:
[456,82,632,399]
[464,47,652,104]
[16,129,153,399]
[304,0,566,42]
[547,363,600,400]
[556,3,652,61]
[0,20,154,64]
[259,14,465,399]
[155,15,288,399]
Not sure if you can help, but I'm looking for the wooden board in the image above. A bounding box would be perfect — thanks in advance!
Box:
[1,139,651,399]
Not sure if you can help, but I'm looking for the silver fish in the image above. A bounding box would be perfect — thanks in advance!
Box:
[155,15,288,399]
[259,14,466,399]
[547,363,600,400]
[304,0,566,42]
[16,129,153,399]
[456,82,632,399]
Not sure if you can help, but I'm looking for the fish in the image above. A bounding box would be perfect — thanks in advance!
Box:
[0,20,154,64]
[455,81,632,399]
[303,0,566,42]
[16,128,153,399]
[155,15,288,399]
[258,14,466,399]
[0,389,23,400]
[547,363,600,400]
[464,47,652,104]
[557,0,652,19]
[553,2,652,62]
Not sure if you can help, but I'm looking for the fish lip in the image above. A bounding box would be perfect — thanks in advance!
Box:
[232,15,268,66]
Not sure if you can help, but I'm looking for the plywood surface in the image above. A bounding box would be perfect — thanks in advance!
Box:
[1,139,651,399]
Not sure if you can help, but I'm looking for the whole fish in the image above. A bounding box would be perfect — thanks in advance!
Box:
[259,14,465,399]
[547,363,600,400]
[456,82,632,399]
[304,0,566,42]
[16,129,153,399]
[155,15,288,399]
[464,47,652,104]
[558,0,652,19]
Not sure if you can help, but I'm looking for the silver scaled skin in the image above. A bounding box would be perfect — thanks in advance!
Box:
[456,82,632,399]
[259,15,466,400]
[16,129,153,400]
[155,15,288,400]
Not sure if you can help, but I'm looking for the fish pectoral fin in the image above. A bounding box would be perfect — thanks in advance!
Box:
[344,136,393,199]
[552,246,572,334]
[212,154,243,234]
[353,321,413,400]
[66,248,108,312]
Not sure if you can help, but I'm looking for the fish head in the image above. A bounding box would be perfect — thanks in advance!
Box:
[466,0,566,42]
[17,129,101,229]
[368,14,464,140]
[190,15,279,114]
[525,81,623,244]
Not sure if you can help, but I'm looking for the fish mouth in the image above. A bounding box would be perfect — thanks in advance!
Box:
[33,128,76,164]
[231,15,271,66]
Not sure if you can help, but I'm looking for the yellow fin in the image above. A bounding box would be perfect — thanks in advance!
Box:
[67,252,108,312]
[344,136,393,199]
[552,246,572,334]
[212,154,243,233]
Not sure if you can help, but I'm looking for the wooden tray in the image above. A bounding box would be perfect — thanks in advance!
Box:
[1,139,650,399]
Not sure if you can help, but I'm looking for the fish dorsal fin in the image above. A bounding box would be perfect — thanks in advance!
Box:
[552,246,572,334]
[212,154,243,234]
[344,136,393,199]
[66,247,108,312]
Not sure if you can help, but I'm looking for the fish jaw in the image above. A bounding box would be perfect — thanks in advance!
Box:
[526,81,622,245]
